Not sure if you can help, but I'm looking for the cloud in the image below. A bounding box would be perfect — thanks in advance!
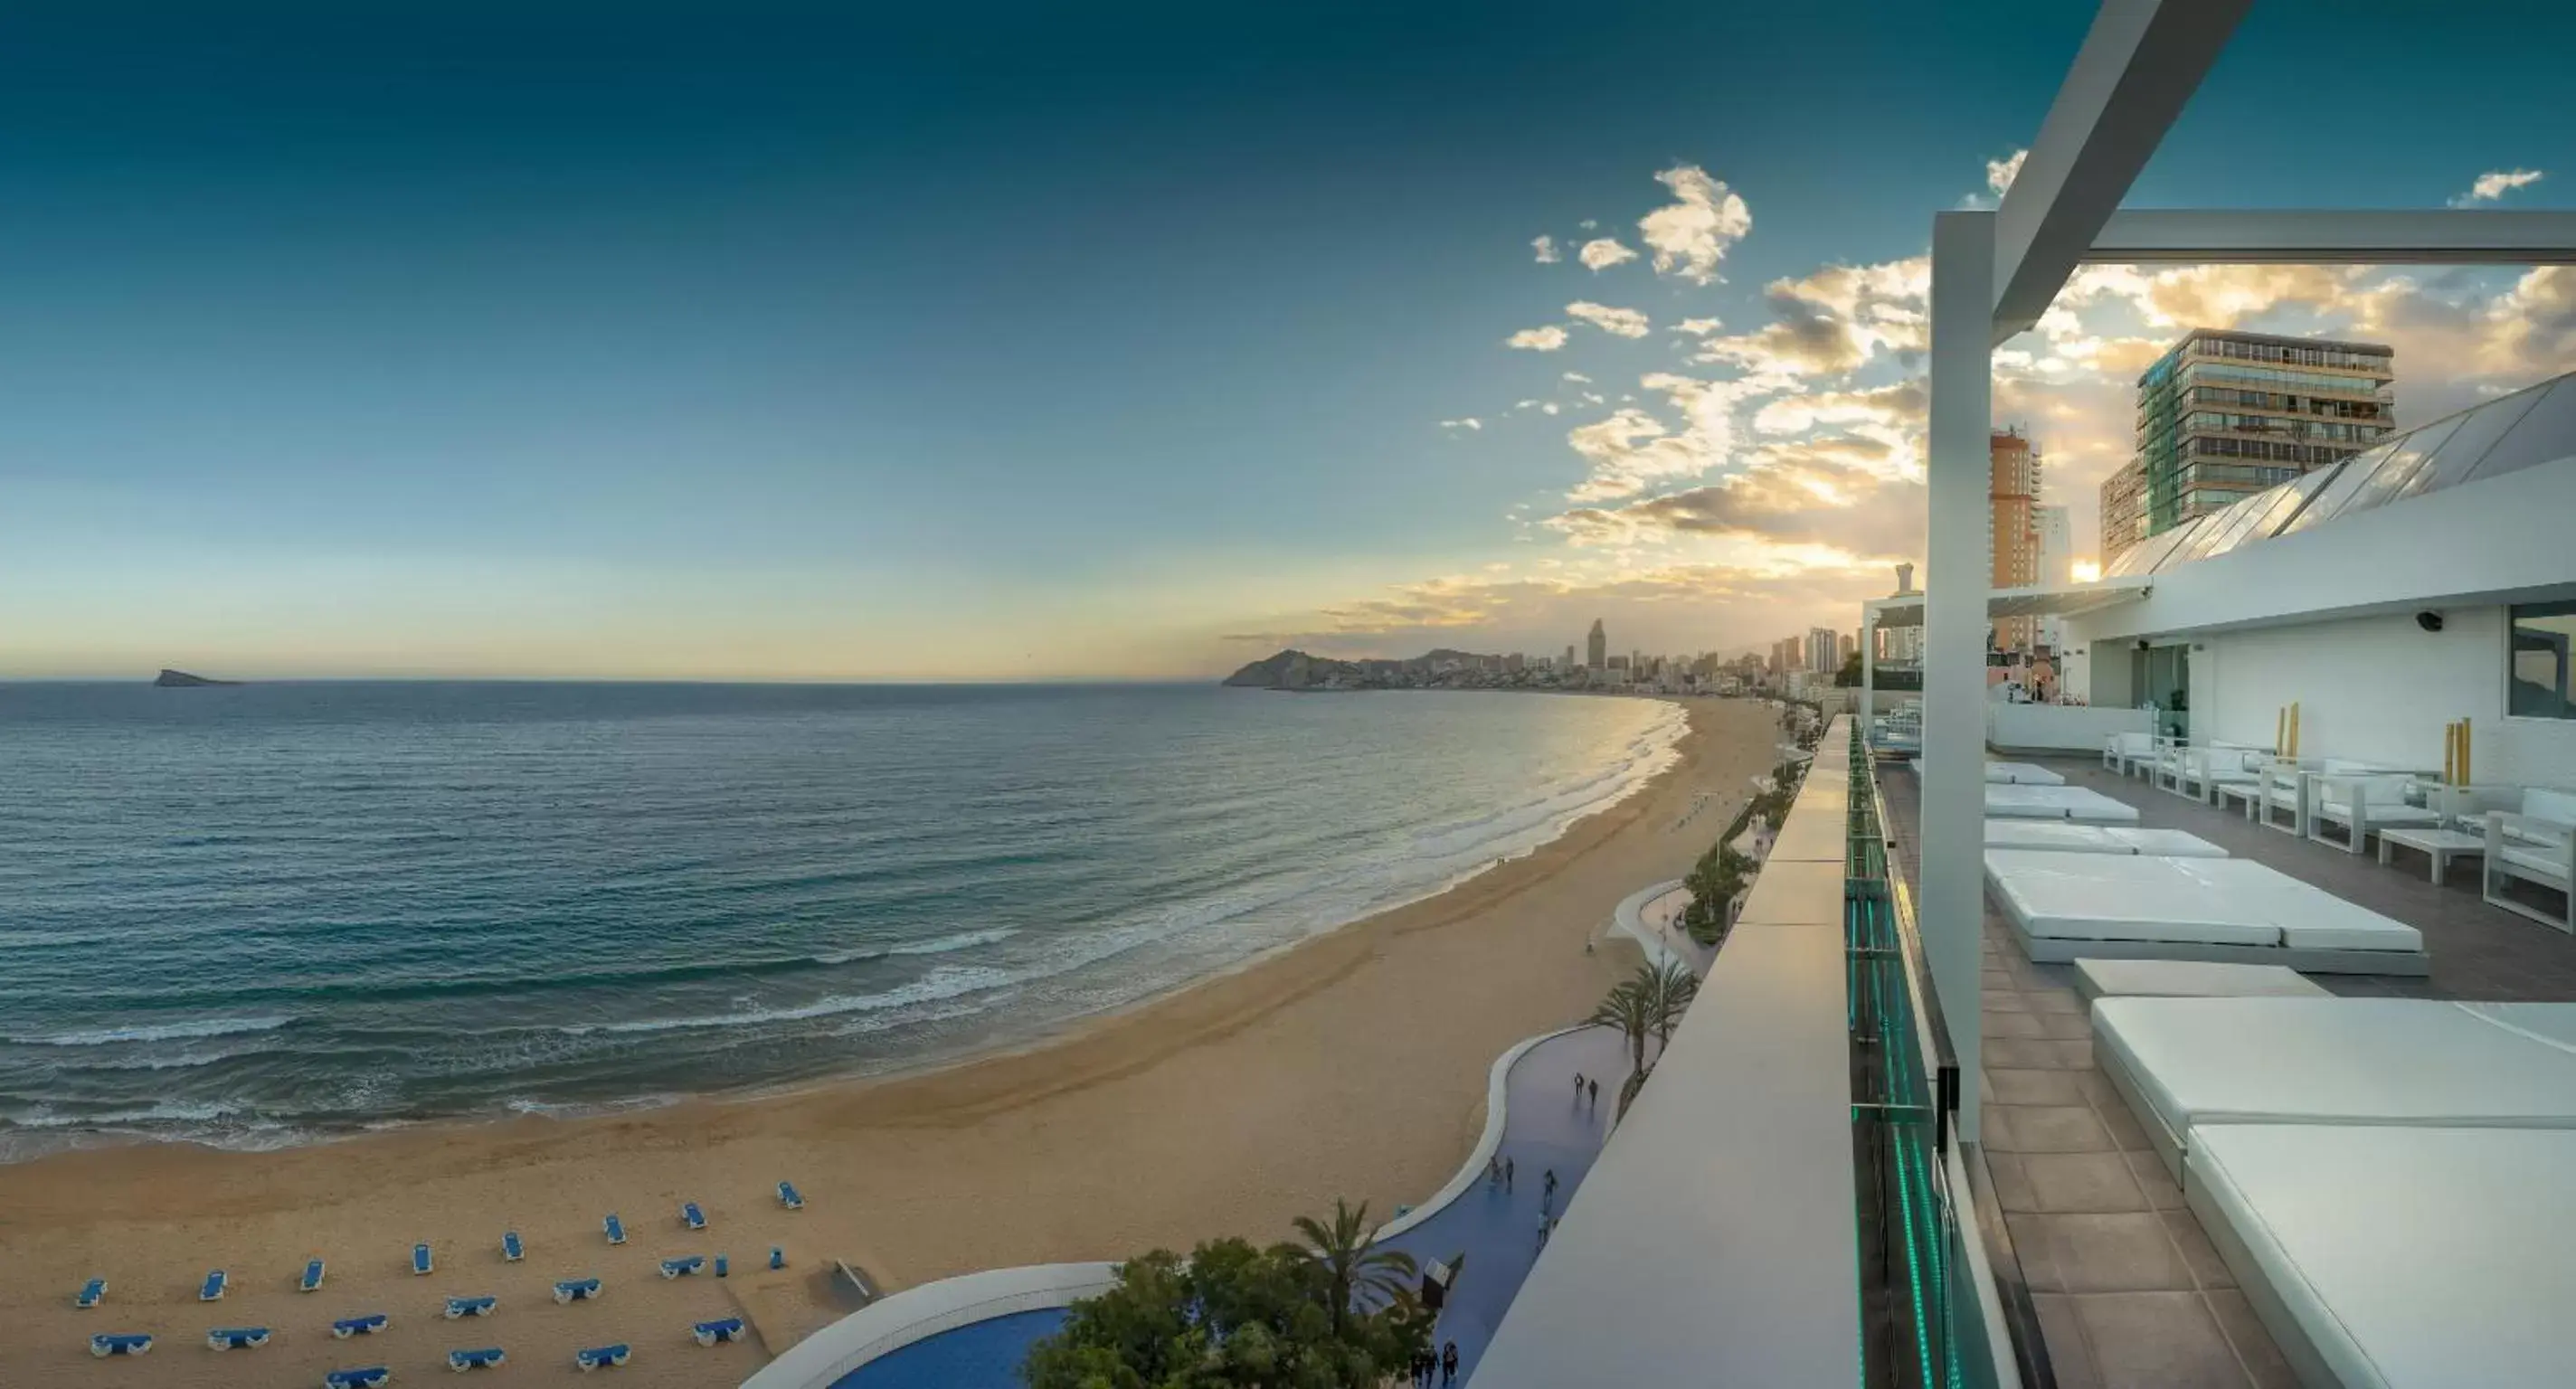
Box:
[1505,326,1569,351]
[1695,256,1929,377]
[1987,149,2028,198]
[1565,301,1651,338]
[1673,317,1724,336]
[1562,372,1592,383]
[1578,219,1597,231]
[1530,235,1561,264]
[1638,164,1751,285]
[1550,435,1925,560]
[2451,168,2544,206]
[1439,418,1482,432]
[1578,237,1640,271]
[1559,371,1773,503]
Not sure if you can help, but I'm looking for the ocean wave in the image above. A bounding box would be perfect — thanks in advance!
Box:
[814,926,1016,965]
[561,964,1015,1036]
[6,1016,292,1047]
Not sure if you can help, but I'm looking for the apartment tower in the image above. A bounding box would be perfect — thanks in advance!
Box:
[1989,428,2041,653]
[2100,327,2395,561]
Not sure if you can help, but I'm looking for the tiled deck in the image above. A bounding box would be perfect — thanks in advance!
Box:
[1882,755,2576,1389]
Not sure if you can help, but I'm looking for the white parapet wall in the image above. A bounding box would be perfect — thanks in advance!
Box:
[1988,703,2151,754]
[740,1261,1121,1389]
[1374,1024,1586,1243]
[1610,879,1690,976]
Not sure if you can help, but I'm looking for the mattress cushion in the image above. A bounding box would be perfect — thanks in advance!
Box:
[2072,959,2327,999]
[1984,820,2131,853]
[2093,997,2576,1145]
[2162,859,2424,953]
[2187,1124,2576,1389]
[2106,827,2227,857]
[1984,851,2279,946]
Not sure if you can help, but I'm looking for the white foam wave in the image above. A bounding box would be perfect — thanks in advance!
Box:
[563,965,1014,1036]
[811,926,1017,966]
[7,1016,292,1047]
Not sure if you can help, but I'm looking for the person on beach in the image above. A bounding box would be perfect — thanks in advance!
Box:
[1444,1341,1460,1385]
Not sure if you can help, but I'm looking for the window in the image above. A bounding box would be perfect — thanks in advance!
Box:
[2510,601,2576,720]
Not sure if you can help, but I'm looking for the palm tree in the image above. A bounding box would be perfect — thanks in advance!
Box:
[1292,1198,1419,1339]
[1588,980,1653,1090]
[1636,959,1700,1059]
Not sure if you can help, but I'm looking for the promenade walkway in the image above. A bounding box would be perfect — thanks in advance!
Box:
[835,1026,1629,1387]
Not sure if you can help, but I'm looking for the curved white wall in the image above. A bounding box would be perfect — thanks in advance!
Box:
[738,1261,1118,1389]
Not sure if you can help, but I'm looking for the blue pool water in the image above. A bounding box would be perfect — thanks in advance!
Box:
[0,682,1680,1158]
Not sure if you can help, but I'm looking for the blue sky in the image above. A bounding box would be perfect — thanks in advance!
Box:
[5,2,2573,678]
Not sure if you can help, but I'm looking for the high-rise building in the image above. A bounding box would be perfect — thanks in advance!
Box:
[1990,428,2041,653]
[2107,328,2396,560]
[1586,619,1606,672]
[1836,631,1857,667]
[2034,504,2073,650]
[1807,627,1840,676]
[1881,564,1924,666]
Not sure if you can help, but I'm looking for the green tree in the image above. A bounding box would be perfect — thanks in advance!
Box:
[1021,1213,1429,1389]
[1634,959,1700,1056]
[1588,980,1655,1116]
[1291,1199,1419,1342]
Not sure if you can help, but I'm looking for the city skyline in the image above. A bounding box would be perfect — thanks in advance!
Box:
[5,3,2575,680]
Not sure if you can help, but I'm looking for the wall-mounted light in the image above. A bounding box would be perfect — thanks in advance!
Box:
[2417,610,2445,633]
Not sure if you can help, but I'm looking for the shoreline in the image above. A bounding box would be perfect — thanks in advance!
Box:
[2,694,1693,1165]
[0,697,1780,1387]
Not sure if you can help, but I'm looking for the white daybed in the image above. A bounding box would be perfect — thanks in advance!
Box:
[1915,760,2067,786]
[2187,1124,2576,1389]
[2070,959,2326,1002]
[2090,997,2576,1183]
[1983,820,2225,856]
[1984,852,2425,971]
[1983,785,2142,823]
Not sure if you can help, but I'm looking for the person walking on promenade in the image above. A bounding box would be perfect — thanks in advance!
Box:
[1443,1341,1460,1385]
[1572,1070,1585,1099]
[1543,1167,1558,1198]
[1485,1154,1500,1186]
[1504,1156,1514,1190]
[1588,1076,1599,1107]
[1536,1217,1549,1252]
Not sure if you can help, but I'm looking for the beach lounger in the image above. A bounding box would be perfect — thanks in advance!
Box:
[449,1346,506,1371]
[680,1200,706,1231]
[777,1180,804,1210]
[325,1368,390,1389]
[691,1317,746,1346]
[200,1269,228,1301]
[501,1230,523,1262]
[658,1254,706,1279]
[444,1295,497,1318]
[207,1327,271,1350]
[90,1333,152,1356]
[302,1258,327,1291]
[74,1277,105,1309]
[412,1243,434,1275]
[574,1343,631,1371]
[554,1278,602,1304]
[331,1313,391,1338]
[602,1213,626,1245]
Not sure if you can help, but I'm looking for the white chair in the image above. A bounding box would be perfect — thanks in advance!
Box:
[2485,789,2576,934]
[2176,745,2266,807]
[2104,730,2155,778]
[2309,773,2444,855]
[2250,762,2309,834]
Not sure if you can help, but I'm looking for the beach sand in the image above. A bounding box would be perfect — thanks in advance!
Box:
[0,698,1780,1386]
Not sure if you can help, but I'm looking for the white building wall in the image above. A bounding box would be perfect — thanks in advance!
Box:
[2183,607,2576,789]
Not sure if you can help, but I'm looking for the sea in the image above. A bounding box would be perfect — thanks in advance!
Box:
[0,682,1682,1160]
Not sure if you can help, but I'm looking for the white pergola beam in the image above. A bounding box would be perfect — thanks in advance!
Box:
[2087,209,2576,264]
[1991,0,2250,345]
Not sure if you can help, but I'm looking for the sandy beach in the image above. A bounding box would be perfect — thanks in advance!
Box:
[1,697,1779,1386]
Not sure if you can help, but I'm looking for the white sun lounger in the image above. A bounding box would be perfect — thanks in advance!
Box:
[1983,820,2226,856]
[2070,959,2327,1003]
[1915,760,2068,786]
[1984,784,2141,822]
[2092,997,2576,1183]
[2187,1124,2576,1389]
[1984,851,2425,971]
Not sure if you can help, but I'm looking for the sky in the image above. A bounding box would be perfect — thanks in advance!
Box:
[5,1,2575,680]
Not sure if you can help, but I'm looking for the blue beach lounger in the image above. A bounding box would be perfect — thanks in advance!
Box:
[450,1346,506,1371]
[325,1368,390,1389]
[412,1243,434,1275]
[75,1277,106,1309]
[776,1180,803,1210]
[200,1269,228,1301]
[302,1258,327,1291]
[680,1201,706,1231]
[554,1277,602,1304]
[574,1342,630,1371]
[658,1254,705,1279]
[331,1313,391,1338]
[444,1295,497,1318]
[207,1327,271,1350]
[90,1333,152,1357]
[603,1213,626,1245]
[691,1317,745,1346]
[501,1230,524,1262]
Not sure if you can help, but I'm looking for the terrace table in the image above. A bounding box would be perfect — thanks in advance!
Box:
[2376,825,2485,883]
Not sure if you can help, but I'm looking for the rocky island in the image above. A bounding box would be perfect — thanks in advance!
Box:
[154,668,242,687]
